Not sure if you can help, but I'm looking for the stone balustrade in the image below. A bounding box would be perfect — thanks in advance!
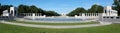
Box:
[75,13,99,19]
[19,13,46,18]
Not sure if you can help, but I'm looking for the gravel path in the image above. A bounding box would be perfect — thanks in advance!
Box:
[0,21,111,28]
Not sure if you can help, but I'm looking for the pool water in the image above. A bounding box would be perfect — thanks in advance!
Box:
[25,17,89,22]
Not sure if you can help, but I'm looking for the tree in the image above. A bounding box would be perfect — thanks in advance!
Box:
[29,5,38,13]
[67,4,103,16]
[0,3,1,15]
[17,4,60,16]
[113,0,120,16]
[67,7,86,16]
[0,3,1,9]
[18,4,44,13]
[37,8,45,15]
[18,4,28,13]
[45,11,60,16]
[88,4,103,13]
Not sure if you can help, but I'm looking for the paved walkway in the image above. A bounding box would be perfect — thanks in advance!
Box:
[0,21,111,28]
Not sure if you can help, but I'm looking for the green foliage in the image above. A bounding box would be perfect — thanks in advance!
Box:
[44,11,60,16]
[67,7,86,16]
[29,5,38,13]
[0,3,1,15]
[88,4,103,13]
[37,8,45,15]
[18,4,28,13]
[0,4,104,16]
[17,4,60,16]
[113,0,120,16]
[67,4,103,16]
[0,3,1,9]
[18,4,39,13]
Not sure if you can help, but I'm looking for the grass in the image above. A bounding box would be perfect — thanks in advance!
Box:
[0,23,120,33]
[7,20,99,25]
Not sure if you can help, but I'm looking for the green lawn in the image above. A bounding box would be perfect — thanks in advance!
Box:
[0,23,120,33]
[7,20,99,25]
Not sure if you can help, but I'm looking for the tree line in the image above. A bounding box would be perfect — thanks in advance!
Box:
[0,4,60,16]
[67,0,120,16]
[0,4,116,16]
[67,4,104,16]
[0,0,120,16]
[112,0,120,16]
[17,4,60,16]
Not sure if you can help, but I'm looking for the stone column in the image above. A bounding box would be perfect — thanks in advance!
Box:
[82,13,85,20]
[32,13,35,20]
[43,15,46,18]
[75,15,78,18]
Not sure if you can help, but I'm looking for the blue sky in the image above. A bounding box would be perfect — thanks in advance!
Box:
[0,0,113,14]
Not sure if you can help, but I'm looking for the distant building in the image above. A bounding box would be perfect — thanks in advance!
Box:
[61,13,66,16]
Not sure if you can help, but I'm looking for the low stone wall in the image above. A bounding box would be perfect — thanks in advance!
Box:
[75,16,98,19]
[0,16,14,20]
[103,16,120,23]
[74,13,99,19]
[99,16,120,23]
